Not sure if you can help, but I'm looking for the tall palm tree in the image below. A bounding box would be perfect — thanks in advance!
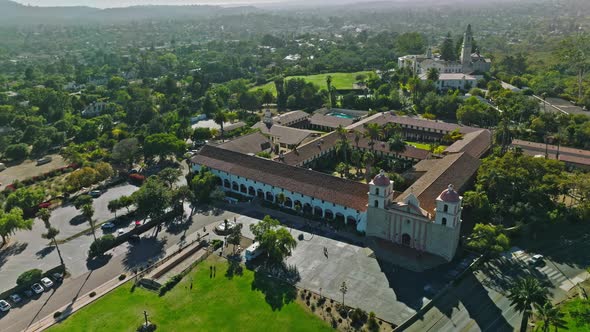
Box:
[326,75,333,109]
[388,133,407,155]
[363,151,375,183]
[82,204,97,242]
[37,208,65,267]
[353,130,361,149]
[213,111,227,139]
[508,277,549,332]
[534,301,567,332]
[335,125,350,164]
[364,123,382,151]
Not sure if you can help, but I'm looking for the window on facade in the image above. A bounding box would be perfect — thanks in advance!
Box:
[444,204,448,212]
[375,188,380,195]
[442,217,447,226]
[374,200,379,208]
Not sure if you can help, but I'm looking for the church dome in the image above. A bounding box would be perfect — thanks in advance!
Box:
[372,170,390,187]
[439,184,460,202]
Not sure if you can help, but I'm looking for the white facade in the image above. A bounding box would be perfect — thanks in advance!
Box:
[192,164,368,231]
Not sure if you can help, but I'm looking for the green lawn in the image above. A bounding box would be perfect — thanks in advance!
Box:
[558,298,590,331]
[405,141,448,153]
[49,256,331,332]
[250,71,374,95]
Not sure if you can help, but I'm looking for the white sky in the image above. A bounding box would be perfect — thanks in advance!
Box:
[13,0,285,8]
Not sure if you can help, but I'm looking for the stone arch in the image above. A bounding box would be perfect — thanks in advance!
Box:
[314,206,323,217]
[232,181,239,191]
[324,209,334,220]
[240,184,247,193]
[294,200,302,211]
[335,212,345,223]
[346,216,357,226]
[223,179,230,188]
[402,233,411,247]
[216,177,222,185]
[257,189,264,199]
[303,203,312,215]
[248,186,255,196]
[265,191,274,202]
[284,197,293,208]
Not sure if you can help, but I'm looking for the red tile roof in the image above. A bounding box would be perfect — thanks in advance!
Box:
[348,113,480,135]
[192,145,369,211]
[444,129,491,158]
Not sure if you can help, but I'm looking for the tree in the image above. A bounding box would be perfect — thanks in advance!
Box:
[111,138,139,168]
[5,143,30,161]
[68,167,100,190]
[326,75,333,109]
[213,111,228,139]
[0,207,33,245]
[88,234,116,258]
[16,269,42,287]
[335,162,349,178]
[143,133,186,162]
[74,194,93,209]
[38,208,64,267]
[388,133,407,154]
[192,127,212,141]
[439,33,456,61]
[340,281,348,306]
[81,204,97,242]
[133,176,171,223]
[363,123,382,151]
[276,192,286,207]
[335,125,350,164]
[426,67,440,82]
[5,187,45,212]
[534,301,567,332]
[466,223,510,256]
[249,215,297,264]
[107,199,120,218]
[395,32,425,55]
[556,34,590,101]
[508,277,549,332]
[363,151,375,182]
[158,167,181,189]
[227,223,243,253]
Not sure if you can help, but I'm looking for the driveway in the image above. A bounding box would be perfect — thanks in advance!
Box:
[0,154,66,189]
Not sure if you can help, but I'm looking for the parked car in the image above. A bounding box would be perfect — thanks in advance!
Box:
[23,290,34,298]
[36,156,52,166]
[40,277,54,289]
[128,234,140,244]
[9,294,22,304]
[0,299,11,312]
[117,228,126,236]
[89,190,102,198]
[0,162,6,172]
[101,222,116,230]
[52,273,63,282]
[31,283,44,294]
[529,254,545,266]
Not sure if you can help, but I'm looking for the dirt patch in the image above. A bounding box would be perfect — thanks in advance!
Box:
[0,154,66,187]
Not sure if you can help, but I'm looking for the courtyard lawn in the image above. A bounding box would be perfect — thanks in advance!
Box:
[250,71,374,95]
[49,256,331,332]
[405,141,447,153]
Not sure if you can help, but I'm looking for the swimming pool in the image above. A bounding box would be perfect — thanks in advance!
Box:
[326,112,355,119]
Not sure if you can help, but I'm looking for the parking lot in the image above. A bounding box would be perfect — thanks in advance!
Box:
[0,154,66,189]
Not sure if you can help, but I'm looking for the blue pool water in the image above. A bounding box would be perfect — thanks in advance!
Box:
[327,112,355,119]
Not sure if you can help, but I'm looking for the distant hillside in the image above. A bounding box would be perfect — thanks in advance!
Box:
[0,0,259,25]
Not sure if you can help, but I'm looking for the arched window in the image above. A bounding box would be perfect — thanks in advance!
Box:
[374,200,379,208]
[443,204,448,213]
[442,217,447,226]
[375,188,380,195]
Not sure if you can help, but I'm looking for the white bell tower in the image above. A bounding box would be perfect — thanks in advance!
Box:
[368,170,393,209]
[435,184,463,228]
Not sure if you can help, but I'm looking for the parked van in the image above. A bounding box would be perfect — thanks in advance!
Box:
[36,156,52,166]
[0,163,6,171]
[245,242,264,261]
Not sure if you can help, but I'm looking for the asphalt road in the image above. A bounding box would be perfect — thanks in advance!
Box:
[0,184,139,292]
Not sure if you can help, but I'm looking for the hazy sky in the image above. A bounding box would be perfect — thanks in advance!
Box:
[13,0,285,8]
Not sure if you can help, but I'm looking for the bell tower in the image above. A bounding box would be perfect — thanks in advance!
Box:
[435,184,463,228]
[368,170,393,209]
[460,24,473,72]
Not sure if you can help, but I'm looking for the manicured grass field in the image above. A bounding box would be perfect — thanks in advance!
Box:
[49,256,331,332]
[558,298,590,331]
[250,71,374,95]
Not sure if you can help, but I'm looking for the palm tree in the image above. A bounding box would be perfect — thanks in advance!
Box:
[534,301,567,332]
[426,67,440,82]
[363,151,375,183]
[388,133,407,155]
[364,123,382,151]
[213,111,227,140]
[37,209,65,267]
[82,204,97,242]
[276,192,286,207]
[351,149,362,177]
[353,130,361,148]
[508,277,549,332]
[326,75,333,109]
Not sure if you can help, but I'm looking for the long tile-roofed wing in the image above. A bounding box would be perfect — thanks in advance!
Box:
[192,145,369,211]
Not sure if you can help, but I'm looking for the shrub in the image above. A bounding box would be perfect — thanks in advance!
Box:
[88,234,117,257]
[367,312,379,332]
[16,269,43,287]
[210,239,223,250]
[159,274,183,296]
[53,311,62,319]
[350,308,368,327]
[89,291,96,297]
[119,274,127,281]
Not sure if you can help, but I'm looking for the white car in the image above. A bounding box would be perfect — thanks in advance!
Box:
[31,283,44,294]
[0,299,11,312]
[41,277,54,288]
[529,254,544,266]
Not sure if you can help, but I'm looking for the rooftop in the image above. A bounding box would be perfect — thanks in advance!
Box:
[348,113,481,135]
[217,132,272,155]
[309,113,354,129]
[192,145,369,211]
[252,122,319,146]
[273,110,310,125]
[444,129,492,158]
[396,152,481,215]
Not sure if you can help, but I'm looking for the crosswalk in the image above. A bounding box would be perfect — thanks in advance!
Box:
[515,252,572,290]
